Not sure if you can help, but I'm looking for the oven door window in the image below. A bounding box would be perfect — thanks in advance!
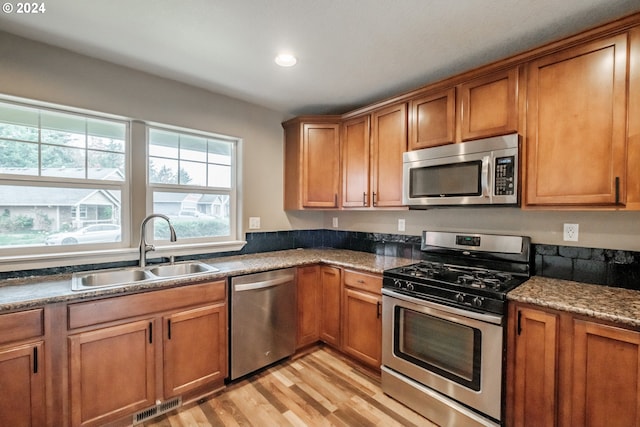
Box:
[395,306,481,390]
[409,161,481,198]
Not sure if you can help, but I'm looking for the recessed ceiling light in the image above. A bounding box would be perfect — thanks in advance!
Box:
[275,53,297,67]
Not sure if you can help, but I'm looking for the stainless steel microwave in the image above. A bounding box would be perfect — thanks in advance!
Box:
[402,133,520,207]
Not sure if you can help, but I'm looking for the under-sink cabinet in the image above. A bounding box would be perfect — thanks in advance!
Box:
[0,308,46,427]
[67,281,227,427]
[506,302,640,427]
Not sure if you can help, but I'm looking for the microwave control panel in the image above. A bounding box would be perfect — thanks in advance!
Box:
[494,156,515,195]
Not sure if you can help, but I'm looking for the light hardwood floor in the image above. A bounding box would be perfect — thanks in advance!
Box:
[144,346,436,426]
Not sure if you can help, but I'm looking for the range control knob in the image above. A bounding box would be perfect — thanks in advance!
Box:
[406,283,415,291]
[472,297,484,307]
[393,279,402,288]
[455,293,465,303]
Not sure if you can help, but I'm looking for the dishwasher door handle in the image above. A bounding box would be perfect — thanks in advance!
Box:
[234,275,295,292]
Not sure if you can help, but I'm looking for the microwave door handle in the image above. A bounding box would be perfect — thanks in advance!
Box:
[481,156,491,198]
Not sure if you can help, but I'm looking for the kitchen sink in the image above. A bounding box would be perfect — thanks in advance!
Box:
[148,261,219,277]
[72,268,153,290]
[71,261,219,291]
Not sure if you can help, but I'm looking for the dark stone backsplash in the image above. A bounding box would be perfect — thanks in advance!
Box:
[2,229,639,291]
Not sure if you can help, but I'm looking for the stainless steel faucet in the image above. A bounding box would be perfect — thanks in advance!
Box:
[139,214,177,268]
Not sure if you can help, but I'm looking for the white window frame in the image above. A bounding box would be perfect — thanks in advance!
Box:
[0,96,246,272]
[0,98,130,263]
[145,124,241,250]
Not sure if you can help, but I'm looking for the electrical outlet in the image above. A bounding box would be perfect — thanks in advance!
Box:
[563,223,579,242]
[398,219,406,232]
[332,217,339,228]
[249,217,261,229]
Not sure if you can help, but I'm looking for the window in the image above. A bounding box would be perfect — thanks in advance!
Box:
[0,100,128,250]
[147,127,237,243]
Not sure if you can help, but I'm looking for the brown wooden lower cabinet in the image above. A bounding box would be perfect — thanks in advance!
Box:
[341,269,382,369]
[507,302,640,427]
[67,281,227,427]
[68,319,156,427]
[163,303,227,397]
[0,308,45,427]
[0,341,46,427]
[319,265,341,347]
[296,265,321,348]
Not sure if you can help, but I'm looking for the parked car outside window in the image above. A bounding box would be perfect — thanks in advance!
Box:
[44,224,121,245]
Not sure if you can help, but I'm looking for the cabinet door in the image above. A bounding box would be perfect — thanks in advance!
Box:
[0,342,45,427]
[459,67,518,141]
[571,320,640,427]
[319,266,341,347]
[526,34,628,206]
[303,123,340,208]
[342,287,382,369]
[628,27,640,210]
[69,319,156,427]
[163,303,227,398]
[512,306,559,427]
[409,88,455,150]
[342,115,371,207]
[371,103,407,207]
[296,265,320,348]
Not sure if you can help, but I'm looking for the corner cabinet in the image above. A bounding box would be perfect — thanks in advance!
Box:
[507,302,640,427]
[296,265,321,348]
[283,116,341,209]
[319,265,341,347]
[0,309,46,427]
[525,34,628,207]
[67,281,227,427]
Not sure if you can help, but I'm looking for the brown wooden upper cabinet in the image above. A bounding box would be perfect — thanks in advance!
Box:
[627,27,640,210]
[342,103,407,208]
[283,116,341,209]
[458,67,519,141]
[370,103,407,207]
[341,115,371,207]
[408,88,456,150]
[525,34,628,207]
[408,67,518,150]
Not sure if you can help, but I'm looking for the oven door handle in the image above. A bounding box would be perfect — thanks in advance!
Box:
[382,288,503,325]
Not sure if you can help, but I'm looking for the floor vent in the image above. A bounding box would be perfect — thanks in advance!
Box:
[133,396,182,424]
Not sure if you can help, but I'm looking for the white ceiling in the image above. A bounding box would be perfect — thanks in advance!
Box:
[1,0,639,116]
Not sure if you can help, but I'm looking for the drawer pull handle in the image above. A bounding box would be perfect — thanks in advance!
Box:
[33,347,38,374]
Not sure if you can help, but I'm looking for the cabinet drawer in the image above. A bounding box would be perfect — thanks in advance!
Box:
[343,270,382,294]
[0,308,44,345]
[68,280,226,330]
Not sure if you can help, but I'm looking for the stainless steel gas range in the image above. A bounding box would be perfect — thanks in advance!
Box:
[381,231,532,427]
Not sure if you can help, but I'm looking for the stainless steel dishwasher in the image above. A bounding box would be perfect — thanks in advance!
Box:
[229,268,296,380]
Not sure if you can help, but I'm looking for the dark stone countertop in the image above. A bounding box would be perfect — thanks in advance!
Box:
[508,276,640,329]
[0,249,414,313]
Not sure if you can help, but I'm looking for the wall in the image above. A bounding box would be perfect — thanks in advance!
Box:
[320,208,640,252]
[0,30,323,235]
